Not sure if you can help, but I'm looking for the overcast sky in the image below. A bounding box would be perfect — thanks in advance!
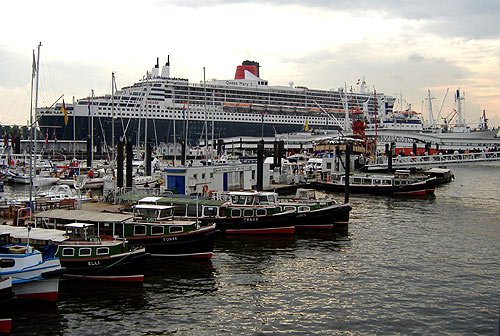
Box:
[1,0,499,127]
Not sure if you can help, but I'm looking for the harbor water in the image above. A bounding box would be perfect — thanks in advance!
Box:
[5,163,500,335]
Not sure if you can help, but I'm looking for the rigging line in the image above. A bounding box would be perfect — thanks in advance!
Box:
[97,115,110,161]
[112,75,126,140]
[312,100,344,137]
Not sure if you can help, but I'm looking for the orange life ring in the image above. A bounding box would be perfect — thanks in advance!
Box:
[203,185,209,193]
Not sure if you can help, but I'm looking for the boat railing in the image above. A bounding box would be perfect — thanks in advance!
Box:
[370,150,500,168]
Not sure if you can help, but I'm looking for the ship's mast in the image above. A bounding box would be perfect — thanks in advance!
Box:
[91,89,94,166]
[426,89,435,128]
[455,88,465,126]
[203,67,209,161]
[111,72,115,155]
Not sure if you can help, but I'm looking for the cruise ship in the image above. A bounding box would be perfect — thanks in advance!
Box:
[37,58,395,146]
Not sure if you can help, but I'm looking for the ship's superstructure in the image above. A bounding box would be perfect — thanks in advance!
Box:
[37,58,395,146]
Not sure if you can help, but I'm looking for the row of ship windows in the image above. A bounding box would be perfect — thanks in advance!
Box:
[94,110,326,121]
[61,247,109,257]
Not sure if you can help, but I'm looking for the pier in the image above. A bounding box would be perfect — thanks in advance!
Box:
[364,150,500,171]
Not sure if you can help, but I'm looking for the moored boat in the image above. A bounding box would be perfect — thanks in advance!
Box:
[116,204,217,259]
[0,243,65,302]
[55,223,148,283]
[204,191,296,235]
[279,188,352,229]
[312,171,436,196]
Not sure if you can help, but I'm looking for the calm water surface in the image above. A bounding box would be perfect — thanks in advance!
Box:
[6,163,500,335]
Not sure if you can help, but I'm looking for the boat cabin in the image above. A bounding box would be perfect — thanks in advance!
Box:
[64,223,99,241]
[133,204,176,222]
[294,188,318,200]
[228,191,279,207]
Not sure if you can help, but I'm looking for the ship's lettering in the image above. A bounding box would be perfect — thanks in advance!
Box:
[163,237,178,242]
[88,261,100,266]
[225,81,254,87]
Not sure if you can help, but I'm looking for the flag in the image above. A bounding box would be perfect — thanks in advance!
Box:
[45,129,49,145]
[32,50,37,78]
[61,99,69,125]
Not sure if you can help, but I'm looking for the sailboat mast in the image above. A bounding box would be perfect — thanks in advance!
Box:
[111,72,115,156]
[28,48,36,211]
[173,86,176,166]
[90,89,95,166]
[33,42,42,181]
[203,67,208,161]
[211,91,215,156]
[73,96,76,159]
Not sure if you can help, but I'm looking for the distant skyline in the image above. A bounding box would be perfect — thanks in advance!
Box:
[1,0,499,127]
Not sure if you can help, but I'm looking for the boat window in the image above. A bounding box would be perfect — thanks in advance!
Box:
[203,206,218,217]
[230,209,242,217]
[255,209,267,216]
[79,248,92,257]
[362,178,372,184]
[231,195,245,205]
[284,206,296,212]
[151,226,164,235]
[61,248,75,257]
[298,206,310,213]
[383,180,391,185]
[96,247,109,255]
[169,226,183,233]
[0,259,15,268]
[353,177,362,184]
[243,209,254,217]
[134,225,147,236]
[394,181,400,186]
[374,179,382,185]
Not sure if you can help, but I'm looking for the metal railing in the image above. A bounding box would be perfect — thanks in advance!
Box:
[367,151,500,169]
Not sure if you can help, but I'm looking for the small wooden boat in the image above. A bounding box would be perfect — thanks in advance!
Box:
[55,223,148,283]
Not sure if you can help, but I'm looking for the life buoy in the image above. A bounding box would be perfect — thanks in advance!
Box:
[203,185,209,194]
[18,208,31,220]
